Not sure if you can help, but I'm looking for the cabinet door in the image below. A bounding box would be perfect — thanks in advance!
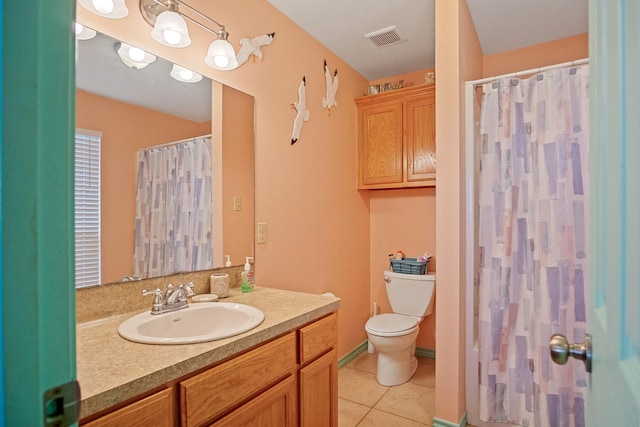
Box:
[180,333,297,426]
[210,375,297,427]
[405,94,436,183]
[82,388,174,427]
[358,102,404,187]
[299,349,338,427]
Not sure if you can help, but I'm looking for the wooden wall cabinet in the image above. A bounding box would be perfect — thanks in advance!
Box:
[81,313,338,427]
[356,84,436,189]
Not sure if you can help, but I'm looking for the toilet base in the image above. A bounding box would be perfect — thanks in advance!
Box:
[376,352,418,386]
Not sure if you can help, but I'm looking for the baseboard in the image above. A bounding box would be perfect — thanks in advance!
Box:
[433,412,467,427]
[415,346,436,359]
[338,340,368,368]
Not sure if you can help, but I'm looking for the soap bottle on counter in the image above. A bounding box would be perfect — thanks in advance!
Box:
[225,255,232,267]
[241,256,254,293]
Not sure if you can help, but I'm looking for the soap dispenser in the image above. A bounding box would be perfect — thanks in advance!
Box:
[241,256,254,293]
[225,255,232,267]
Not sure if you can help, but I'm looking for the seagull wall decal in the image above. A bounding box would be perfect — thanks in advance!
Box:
[291,76,310,145]
[236,32,275,67]
[322,59,338,114]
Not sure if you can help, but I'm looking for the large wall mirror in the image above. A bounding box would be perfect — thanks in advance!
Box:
[75,28,255,287]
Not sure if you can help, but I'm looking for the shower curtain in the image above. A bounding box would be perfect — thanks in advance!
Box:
[133,136,213,278]
[477,66,589,427]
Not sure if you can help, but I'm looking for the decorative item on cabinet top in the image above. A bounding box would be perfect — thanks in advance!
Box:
[355,83,436,189]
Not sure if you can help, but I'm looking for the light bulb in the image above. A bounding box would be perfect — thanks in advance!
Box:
[128,47,145,62]
[92,0,114,14]
[214,56,229,68]
[178,69,194,80]
[163,29,181,46]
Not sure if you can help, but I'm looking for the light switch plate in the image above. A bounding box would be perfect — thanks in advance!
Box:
[257,222,267,244]
[233,196,241,211]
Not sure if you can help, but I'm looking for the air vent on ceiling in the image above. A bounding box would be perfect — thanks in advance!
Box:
[364,25,407,48]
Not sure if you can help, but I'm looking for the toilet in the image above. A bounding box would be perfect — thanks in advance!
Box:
[365,270,436,386]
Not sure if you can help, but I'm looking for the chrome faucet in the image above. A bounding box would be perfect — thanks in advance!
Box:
[142,282,195,315]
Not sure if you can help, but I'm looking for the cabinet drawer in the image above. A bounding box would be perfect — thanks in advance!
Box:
[298,313,338,365]
[180,332,297,426]
[83,388,174,427]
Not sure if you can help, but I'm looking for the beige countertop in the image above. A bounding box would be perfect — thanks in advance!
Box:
[77,286,340,420]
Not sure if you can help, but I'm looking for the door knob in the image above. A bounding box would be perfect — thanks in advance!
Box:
[549,333,592,373]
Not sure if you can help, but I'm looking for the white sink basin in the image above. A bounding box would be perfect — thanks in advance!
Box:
[118,302,265,345]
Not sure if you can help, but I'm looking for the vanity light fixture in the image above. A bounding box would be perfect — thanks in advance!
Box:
[140,0,238,70]
[74,22,97,40]
[170,64,203,83]
[115,42,157,69]
[78,0,129,19]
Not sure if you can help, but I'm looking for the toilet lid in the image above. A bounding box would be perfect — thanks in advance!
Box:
[366,313,418,333]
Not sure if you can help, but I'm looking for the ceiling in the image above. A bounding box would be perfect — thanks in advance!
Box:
[266,0,589,81]
[76,30,212,123]
[76,0,589,121]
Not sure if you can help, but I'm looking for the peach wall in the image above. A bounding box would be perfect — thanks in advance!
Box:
[369,188,437,349]
[77,0,371,358]
[483,33,588,77]
[434,0,483,424]
[221,85,255,266]
[76,90,210,283]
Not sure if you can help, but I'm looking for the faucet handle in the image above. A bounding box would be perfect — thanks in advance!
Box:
[184,281,195,296]
[142,288,164,313]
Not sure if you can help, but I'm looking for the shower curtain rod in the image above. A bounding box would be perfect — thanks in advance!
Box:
[148,133,213,149]
[466,57,589,87]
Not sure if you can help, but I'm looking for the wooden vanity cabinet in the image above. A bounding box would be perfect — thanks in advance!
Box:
[80,313,338,427]
[356,84,436,189]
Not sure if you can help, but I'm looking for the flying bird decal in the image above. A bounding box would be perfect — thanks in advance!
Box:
[236,32,275,67]
[322,59,338,114]
[291,76,310,145]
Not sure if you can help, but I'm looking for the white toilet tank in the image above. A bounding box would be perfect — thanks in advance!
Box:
[385,271,436,317]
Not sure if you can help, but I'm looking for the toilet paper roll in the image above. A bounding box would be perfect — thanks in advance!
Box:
[210,273,229,298]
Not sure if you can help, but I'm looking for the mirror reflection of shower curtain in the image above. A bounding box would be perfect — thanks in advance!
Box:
[133,136,213,278]
[477,66,589,426]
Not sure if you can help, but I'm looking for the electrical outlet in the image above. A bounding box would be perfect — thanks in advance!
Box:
[257,222,267,244]
[233,196,241,211]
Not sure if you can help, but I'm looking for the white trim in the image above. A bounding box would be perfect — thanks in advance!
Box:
[75,127,103,138]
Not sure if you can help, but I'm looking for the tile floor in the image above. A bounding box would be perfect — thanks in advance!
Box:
[338,351,436,426]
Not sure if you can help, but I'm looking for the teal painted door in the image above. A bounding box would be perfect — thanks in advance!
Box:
[2,0,77,425]
[587,0,640,424]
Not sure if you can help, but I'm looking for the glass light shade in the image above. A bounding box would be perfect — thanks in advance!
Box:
[170,64,203,83]
[204,39,238,71]
[78,0,128,18]
[151,11,191,48]
[116,43,157,70]
[74,23,97,40]
[92,0,114,14]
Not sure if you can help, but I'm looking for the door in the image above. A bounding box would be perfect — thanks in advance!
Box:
[2,0,77,425]
[586,0,640,424]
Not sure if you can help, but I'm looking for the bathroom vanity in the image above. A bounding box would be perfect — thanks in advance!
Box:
[77,287,340,426]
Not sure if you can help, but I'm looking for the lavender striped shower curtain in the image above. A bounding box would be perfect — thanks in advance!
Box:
[477,66,589,426]
[133,136,213,278]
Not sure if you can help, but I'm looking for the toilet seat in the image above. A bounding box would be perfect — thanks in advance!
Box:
[365,313,419,337]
